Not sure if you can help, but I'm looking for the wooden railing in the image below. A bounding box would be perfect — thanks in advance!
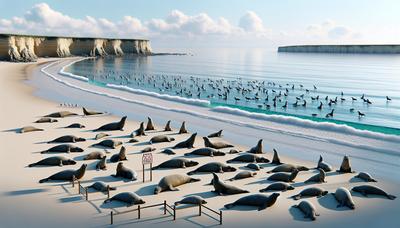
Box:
[71,178,110,201]
[199,204,223,225]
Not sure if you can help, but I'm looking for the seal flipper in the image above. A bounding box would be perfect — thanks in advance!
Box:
[39,178,49,183]
[258,203,269,211]
[224,203,235,209]
[168,185,179,191]
[387,195,396,200]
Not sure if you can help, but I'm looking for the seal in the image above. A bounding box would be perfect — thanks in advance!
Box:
[161,148,176,155]
[246,163,263,170]
[337,155,355,173]
[110,146,127,163]
[94,116,127,131]
[164,120,172,131]
[332,187,355,209]
[111,162,137,181]
[203,137,234,149]
[212,173,249,195]
[95,133,110,140]
[145,117,155,131]
[304,168,326,183]
[228,171,257,181]
[207,130,223,138]
[351,185,396,200]
[96,156,107,170]
[354,172,377,182]
[28,156,76,167]
[224,193,280,211]
[48,135,86,143]
[187,162,236,175]
[267,164,309,173]
[229,149,241,154]
[152,158,198,169]
[103,192,145,206]
[227,154,269,163]
[83,107,103,116]
[88,181,116,192]
[316,155,333,172]
[175,196,207,206]
[41,144,84,154]
[92,139,122,149]
[45,111,78,118]
[128,138,139,143]
[173,133,197,149]
[84,151,106,160]
[65,123,85,128]
[19,126,43,133]
[39,164,87,183]
[131,122,146,137]
[154,174,200,194]
[149,135,175,144]
[259,182,294,192]
[184,148,225,157]
[141,147,156,153]
[291,187,328,200]
[178,121,188,134]
[267,169,299,183]
[247,139,263,154]
[271,149,282,165]
[35,117,58,123]
[292,201,320,221]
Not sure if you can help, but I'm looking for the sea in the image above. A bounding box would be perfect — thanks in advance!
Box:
[64,48,400,135]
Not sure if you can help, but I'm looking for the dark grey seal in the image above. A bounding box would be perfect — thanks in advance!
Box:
[92,139,122,149]
[94,116,127,131]
[161,148,176,155]
[88,181,116,191]
[228,171,257,181]
[178,121,188,134]
[41,144,84,154]
[267,164,309,173]
[150,135,175,144]
[207,130,223,138]
[227,154,269,163]
[224,193,280,211]
[337,155,355,173]
[291,187,328,200]
[103,192,145,206]
[175,196,207,205]
[212,173,249,195]
[112,162,137,181]
[145,117,155,131]
[332,187,355,209]
[152,158,198,169]
[109,146,127,163]
[317,155,333,172]
[187,162,236,175]
[39,164,87,183]
[203,137,234,149]
[271,149,282,165]
[65,123,85,128]
[246,163,263,170]
[164,120,172,131]
[84,151,105,160]
[292,201,319,221]
[95,133,110,140]
[354,172,377,182]
[267,169,299,183]
[352,185,396,200]
[131,122,146,137]
[154,174,200,194]
[48,135,86,143]
[28,156,76,167]
[304,168,326,183]
[96,156,107,170]
[259,182,294,192]
[247,139,263,154]
[83,107,103,116]
[44,111,78,118]
[173,133,197,149]
[35,117,58,123]
[184,147,225,157]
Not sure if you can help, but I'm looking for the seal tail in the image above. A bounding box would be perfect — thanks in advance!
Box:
[103,199,111,204]
[39,178,49,183]
[291,194,301,200]
[187,171,195,175]
[387,195,396,200]
[184,153,191,156]
[224,203,235,209]
[28,163,36,167]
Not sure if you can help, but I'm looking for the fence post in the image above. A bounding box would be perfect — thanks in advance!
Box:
[198,204,201,216]
[142,164,145,183]
[138,205,141,219]
[110,211,113,225]
[150,163,153,181]
[163,200,166,215]
[107,185,110,199]
[72,175,75,187]
[173,205,176,220]
[219,211,222,225]
[78,181,80,194]
[85,187,88,201]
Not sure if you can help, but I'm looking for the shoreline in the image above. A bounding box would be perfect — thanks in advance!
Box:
[0,58,399,227]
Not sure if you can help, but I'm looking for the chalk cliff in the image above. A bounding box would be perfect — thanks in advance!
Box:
[278,45,400,54]
[0,34,152,62]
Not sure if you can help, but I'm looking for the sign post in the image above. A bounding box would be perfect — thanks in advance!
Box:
[142,153,153,182]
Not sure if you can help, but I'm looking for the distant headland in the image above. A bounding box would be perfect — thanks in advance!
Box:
[278,45,400,54]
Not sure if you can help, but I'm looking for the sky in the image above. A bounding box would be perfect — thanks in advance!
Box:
[0,0,399,49]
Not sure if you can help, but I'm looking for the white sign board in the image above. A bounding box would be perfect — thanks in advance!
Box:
[142,153,153,165]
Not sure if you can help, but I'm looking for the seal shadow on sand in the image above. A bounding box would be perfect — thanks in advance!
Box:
[289,206,314,222]
[317,194,350,211]
[4,188,49,196]
[183,191,218,199]
[135,184,159,196]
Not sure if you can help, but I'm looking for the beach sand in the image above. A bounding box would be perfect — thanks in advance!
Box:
[0,58,399,228]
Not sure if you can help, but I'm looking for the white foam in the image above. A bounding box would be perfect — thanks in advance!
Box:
[106,84,210,107]
[59,58,91,82]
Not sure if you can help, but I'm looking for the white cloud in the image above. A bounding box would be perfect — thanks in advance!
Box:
[239,11,265,33]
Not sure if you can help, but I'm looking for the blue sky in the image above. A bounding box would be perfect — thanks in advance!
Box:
[0,0,399,49]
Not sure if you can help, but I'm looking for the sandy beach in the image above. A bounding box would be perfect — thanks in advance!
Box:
[0,58,399,228]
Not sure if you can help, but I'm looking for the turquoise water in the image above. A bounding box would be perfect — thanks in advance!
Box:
[66,48,400,135]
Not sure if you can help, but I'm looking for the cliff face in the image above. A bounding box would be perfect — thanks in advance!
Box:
[278,45,400,54]
[0,34,152,61]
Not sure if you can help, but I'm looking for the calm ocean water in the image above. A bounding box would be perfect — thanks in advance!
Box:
[66,48,400,134]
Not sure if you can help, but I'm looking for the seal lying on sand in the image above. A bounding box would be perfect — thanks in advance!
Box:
[88,181,116,192]
[149,135,175,144]
[19,126,44,133]
[152,158,198,169]
[41,144,84,154]
[227,154,269,163]
[224,193,280,211]
[84,151,106,160]
[228,171,257,181]
[267,164,309,173]
[173,133,197,149]
[39,164,87,183]
[161,148,176,155]
[207,130,223,138]
[112,162,137,181]
[65,123,85,128]
[96,156,107,170]
[351,185,396,200]
[247,163,262,170]
[154,174,200,194]
[48,135,86,143]
[184,148,225,157]
[131,122,146,137]
[83,107,103,116]
[95,133,110,140]
[164,120,172,131]
[35,117,58,123]
[354,172,377,182]
[291,187,328,200]
[267,169,299,183]
[92,139,122,149]
[332,187,355,209]
[110,146,127,162]
[203,137,234,149]
[316,155,333,172]
[45,111,78,118]
[292,201,320,221]
[145,117,155,131]
[141,147,156,153]
[247,139,263,154]
[94,116,127,131]
[28,156,76,167]
[259,182,294,192]
[337,155,355,173]
[304,168,326,183]
[178,121,188,134]
[271,149,282,165]
[187,162,236,175]
[212,173,249,195]
[175,196,207,205]
[104,192,145,206]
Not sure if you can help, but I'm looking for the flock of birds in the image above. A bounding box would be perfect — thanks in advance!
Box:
[17,107,397,224]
